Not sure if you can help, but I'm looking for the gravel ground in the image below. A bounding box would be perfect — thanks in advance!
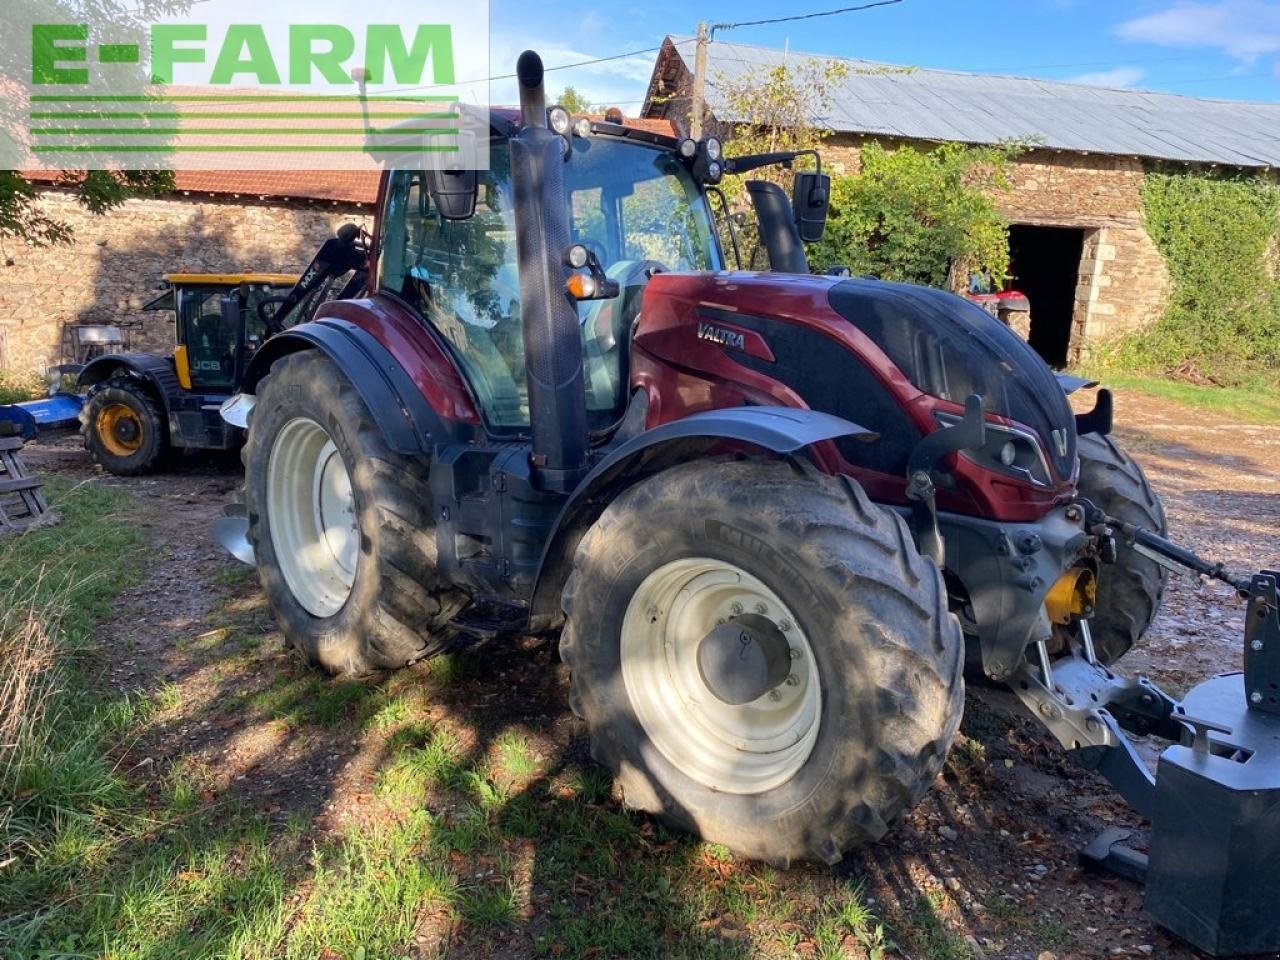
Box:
[16,386,1280,960]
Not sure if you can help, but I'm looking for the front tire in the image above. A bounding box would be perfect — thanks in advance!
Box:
[560,459,964,865]
[1077,433,1169,664]
[81,377,169,475]
[244,351,462,675]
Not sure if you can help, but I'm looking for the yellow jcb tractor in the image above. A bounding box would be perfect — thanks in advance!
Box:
[77,224,368,474]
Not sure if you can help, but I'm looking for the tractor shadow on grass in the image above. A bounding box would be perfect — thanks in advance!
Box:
[40,493,1182,959]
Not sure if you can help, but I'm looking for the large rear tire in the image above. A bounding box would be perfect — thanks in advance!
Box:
[81,377,169,476]
[244,351,462,675]
[1077,433,1169,665]
[560,459,964,865]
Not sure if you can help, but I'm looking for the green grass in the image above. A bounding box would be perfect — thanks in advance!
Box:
[1,481,917,960]
[1081,371,1280,424]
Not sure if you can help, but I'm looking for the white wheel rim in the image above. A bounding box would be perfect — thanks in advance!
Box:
[620,557,821,795]
[267,417,358,618]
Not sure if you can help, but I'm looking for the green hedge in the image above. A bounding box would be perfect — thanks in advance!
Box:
[1101,169,1280,386]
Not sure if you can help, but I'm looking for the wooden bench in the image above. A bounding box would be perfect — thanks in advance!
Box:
[0,427,57,534]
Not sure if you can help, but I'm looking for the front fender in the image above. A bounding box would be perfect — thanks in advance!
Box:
[77,353,181,412]
[526,406,875,630]
[239,319,457,454]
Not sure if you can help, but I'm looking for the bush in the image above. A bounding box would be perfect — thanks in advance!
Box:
[1097,169,1280,386]
[0,370,44,405]
[808,141,1016,288]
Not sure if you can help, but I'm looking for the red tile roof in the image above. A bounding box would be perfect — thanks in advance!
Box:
[22,114,676,206]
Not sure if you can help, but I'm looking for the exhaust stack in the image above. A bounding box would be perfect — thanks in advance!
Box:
[509,50,590,490]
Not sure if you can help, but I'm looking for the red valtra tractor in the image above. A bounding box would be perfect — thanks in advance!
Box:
[218,52,1280,955]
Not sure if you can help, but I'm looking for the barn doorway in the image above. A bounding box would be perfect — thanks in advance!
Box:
[1007,225,1086,368]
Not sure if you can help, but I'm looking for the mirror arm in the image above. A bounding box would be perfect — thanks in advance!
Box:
[723,149,821,178]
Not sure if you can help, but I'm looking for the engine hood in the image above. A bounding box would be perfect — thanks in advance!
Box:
[827,277,1077,481]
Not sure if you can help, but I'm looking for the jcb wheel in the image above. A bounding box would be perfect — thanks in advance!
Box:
[560,459,964,865]
[81,377,169,475]
[1077,433,1168,664]
[244,351,462,675]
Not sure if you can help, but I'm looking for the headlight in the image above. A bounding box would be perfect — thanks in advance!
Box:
[678,138,697,159]
[935,412,1054,486]
[705,137,722,161]
[548,106,571,135]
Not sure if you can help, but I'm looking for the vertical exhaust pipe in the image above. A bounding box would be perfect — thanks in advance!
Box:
[509,50,589,490]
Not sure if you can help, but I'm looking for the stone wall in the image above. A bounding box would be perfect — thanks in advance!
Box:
[821,137,1170,361]
[0,189,370,373]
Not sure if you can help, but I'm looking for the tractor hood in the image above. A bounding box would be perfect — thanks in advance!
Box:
[826,277,1078,481]
[633,270,1078,489]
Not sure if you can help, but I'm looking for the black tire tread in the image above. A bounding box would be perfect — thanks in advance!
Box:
[560,459,964,864]
[80,376,169,476]
[245,351,462,675]
[1077,432,1169,665]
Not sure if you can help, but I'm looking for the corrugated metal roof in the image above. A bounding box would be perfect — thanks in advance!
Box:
[653,36,1280,168]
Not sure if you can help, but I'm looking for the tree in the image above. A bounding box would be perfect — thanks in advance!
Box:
[1,1,181,247]
[555,86,592,114]
[714,57,850,198]
[809,141,1017,288]
[711,57,848,268]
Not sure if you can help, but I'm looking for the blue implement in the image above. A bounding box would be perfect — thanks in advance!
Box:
[0,394,84,441]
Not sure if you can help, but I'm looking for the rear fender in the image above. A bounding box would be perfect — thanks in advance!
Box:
[526,406,875,630]
[241,318,463,454]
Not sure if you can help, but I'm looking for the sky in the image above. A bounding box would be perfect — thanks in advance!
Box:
[64,0,1280,112]
[482,0,1280,111]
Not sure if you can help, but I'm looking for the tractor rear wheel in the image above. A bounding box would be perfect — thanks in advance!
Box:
[1077,433,1169,664]
[81,377,169,475]
[244,351,461,675]
[560,459,964,865]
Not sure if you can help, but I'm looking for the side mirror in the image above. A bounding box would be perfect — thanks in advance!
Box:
[426,167,478,221]
[792,171,830,244]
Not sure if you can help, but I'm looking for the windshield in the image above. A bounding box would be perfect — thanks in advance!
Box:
[377,135,720,433]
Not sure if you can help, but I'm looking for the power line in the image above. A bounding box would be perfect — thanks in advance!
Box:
[376,39,695,96]
[709,0,904,38]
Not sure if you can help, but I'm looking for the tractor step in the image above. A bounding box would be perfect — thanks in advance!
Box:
[0,429,60,535]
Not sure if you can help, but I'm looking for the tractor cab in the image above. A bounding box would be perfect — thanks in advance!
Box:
[377,127,724,438]
[144,274,297,394]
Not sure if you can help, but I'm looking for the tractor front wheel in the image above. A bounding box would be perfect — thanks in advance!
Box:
[560,459,964,865]
[81,377,169,475]
[1077,433,1169,664]
[244,351,462,675]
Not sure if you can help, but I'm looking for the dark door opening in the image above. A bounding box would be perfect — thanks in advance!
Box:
[1007,225,1086,368]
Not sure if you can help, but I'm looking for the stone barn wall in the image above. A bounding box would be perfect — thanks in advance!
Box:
[0,188,370,373]
[819,139,1170,363]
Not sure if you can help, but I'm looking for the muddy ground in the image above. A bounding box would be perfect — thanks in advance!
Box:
[19,385,1280,960]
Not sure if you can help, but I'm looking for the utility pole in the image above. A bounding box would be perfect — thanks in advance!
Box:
[690,21,708,140]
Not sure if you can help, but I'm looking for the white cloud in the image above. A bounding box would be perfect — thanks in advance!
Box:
[1068,66,1147,87]
[1118,1,1280,62]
